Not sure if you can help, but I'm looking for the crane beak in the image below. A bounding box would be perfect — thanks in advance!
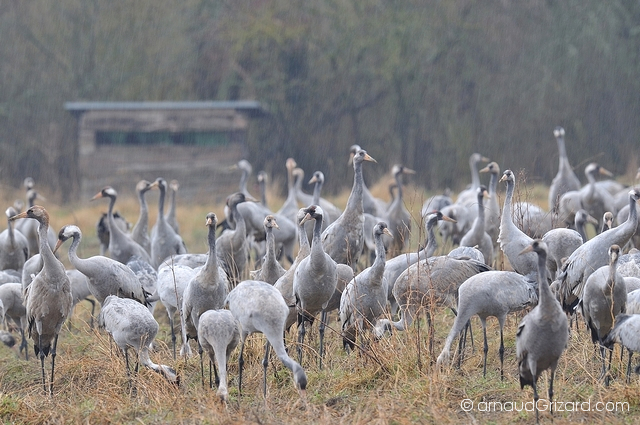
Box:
[441,215,457,223]
[273,222,280,230]
[586,214,598,225]
[519,245,534,255]
[308,176,319,185]
[363,153,377,163]
[8,211,28,221]
[403,167,416,175]
[599,167,613,177]
[90,192,104,201]
[499,175,508,183]
[479,165,490,173]
[383,228,393,238]
[300,213,313,225]
[53,239,64,255]
[481,156,490,162]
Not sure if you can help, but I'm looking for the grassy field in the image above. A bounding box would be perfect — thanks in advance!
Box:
[0,177,638,425]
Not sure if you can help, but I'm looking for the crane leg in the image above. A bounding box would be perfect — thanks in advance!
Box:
[499,327,505,381]
[49,335,59,396]
[627,350,633,384]
[19,328,28,361]
[238,338,247,396]
[296,312,306,365]
[318,310,327,370]
[38,335,46,394]
[86,297,96,329]
[549,370,555,417]
[262,340,271,397]
[199,343,205,388]
[169,317,177,360]
[532,378,539,424]
[482,326,488,378]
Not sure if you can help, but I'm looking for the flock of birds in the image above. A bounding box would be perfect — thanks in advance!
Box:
[0,130,639,421]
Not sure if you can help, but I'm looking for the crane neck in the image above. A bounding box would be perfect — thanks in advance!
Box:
[107,194,125,239]
[6,217,15,246]
[502,179,514,227]
[536,250,554,307]
[203,223,219,274]
[556,136,569,167]
[371,230,388,273]
[312,180,323,206]
[470,159,481,189]
[230,202,246,238]
[489,171,498,196]
[476,193,486,222]
[239,171,249,195]
[65,232,85,270]
[345,160,365,214]
[259,181,268,207]
[157,184,167,221]
[265,226,278,264]
[424,218,439,258]
[133,189,150,238]
[297,220,311,259]
[605,254,619,296]
[38,220,57,274]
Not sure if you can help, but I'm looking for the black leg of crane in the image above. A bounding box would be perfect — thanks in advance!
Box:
[319,310,327,370]
[238,339,246,397]
[262,340,271,397]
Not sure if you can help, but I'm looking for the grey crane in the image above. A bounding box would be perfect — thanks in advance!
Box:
[91,187,152,265]
[479,161,501,246]
[180,212,229,359]
[349,144,388,217]
[257,170,269,207]
[157,263,196,359]
[96,210,130,257]
[516,240,569,423]
[9,205,73,395]
[574,209,598,243]
[276,158,301,225]
[376,252,491,360]
[126,256,158,313]
[53,225,147,306]
[275,208,312,331]
[602,211,615,232]
[232,159,254,198]
[226,280,307,398]
[616,203,640,250]
[541,220,584,279]
[14,188,57,258]
[130,180,154,254]
[384,210,457,314]
[0,282,28,359]
[165,179,180,234]
[421,189,453,219]
[436,269,538,380]
[235,191,297,266]
[459,186,493,266]
[454,153,491,207]
[294,205,338,368]
[581,163,617,230]
[150,177,188,269]
[580,244,627,384]
[307,170,342,224]
[0,207,28,272]
[548,126,582,214]
[300,170,339,242]
[498,170,537,276]
[385,165,416,256]
[197,309,240,401]
[322,148,377,269]
[99,295,178,385]
[604,313,640,383]
[340,221,392,351]
[618,248,640,278]
[250,215,286,285]
[217,193,250,286]
[559,163,616,231]
[556,189,639,313]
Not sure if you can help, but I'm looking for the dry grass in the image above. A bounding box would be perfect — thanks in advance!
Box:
[0,177,638,424]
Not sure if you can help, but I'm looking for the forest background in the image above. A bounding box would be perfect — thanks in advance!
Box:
[1,0,639,202]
